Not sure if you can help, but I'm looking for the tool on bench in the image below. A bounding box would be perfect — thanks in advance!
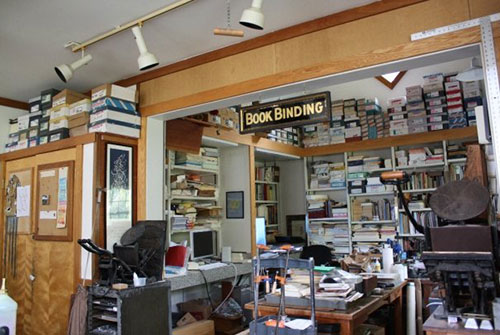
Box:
[250,244,316,335]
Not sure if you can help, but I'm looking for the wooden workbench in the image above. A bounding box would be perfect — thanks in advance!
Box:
[423,306,500,335]
[245,281,406,335]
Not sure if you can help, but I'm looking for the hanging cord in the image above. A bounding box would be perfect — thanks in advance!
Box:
[82,188,105,286]
[210,263,238,316]
[226,0,231,29]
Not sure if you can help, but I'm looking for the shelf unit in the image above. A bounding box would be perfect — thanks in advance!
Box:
[255,164,280,233]
[165,149,222,255]
[304,138,470,255]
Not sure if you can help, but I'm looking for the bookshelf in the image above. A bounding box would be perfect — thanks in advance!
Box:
[255,165,280,233]
[164,148,222,255]
[304,138,470,255]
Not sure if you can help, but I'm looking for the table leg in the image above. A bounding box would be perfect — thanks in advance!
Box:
[394,292,403,335]
[339,320,353,335]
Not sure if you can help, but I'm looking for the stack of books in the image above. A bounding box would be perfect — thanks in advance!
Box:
[200,147,219,170]
[388,96,408,137]
[170,215,190,231]
[175,152,203,168]
[363,157,383,171]
[331,100,346,144]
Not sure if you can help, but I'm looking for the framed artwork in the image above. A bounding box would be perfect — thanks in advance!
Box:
[106,144,133,250]
[226,191,244,219]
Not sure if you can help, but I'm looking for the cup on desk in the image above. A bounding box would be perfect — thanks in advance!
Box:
[133,274,146,287]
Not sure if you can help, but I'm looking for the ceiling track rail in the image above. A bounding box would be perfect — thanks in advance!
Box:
[71,0,195,52]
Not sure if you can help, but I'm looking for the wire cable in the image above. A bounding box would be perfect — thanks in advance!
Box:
[196,269,215,310]
[211,263,238,316]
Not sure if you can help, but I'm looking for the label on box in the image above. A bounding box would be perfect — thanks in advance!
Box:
[52,97,66,107]
[445,81,461,91]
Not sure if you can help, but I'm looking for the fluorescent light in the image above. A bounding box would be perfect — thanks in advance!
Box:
[255,148,300,159]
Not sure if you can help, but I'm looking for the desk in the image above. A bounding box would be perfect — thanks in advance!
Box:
[245,281,406,335]
[423,306,500,335]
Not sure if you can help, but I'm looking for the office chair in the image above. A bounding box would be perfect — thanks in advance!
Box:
[299,245,334,266]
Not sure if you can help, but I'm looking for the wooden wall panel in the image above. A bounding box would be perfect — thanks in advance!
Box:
[274,0,470,73]
[139,45,276,107]
[137,117,148,220]
[469,0,500,19]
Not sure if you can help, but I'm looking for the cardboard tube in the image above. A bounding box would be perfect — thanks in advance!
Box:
[213,28,244,37]
[407,282,417,335]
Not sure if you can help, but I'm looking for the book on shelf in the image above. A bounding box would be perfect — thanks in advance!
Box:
[257,204,278,227]
[399,211,438,235]
[402,171,444,190]
[256,183,277,201]
[255,166,280,183]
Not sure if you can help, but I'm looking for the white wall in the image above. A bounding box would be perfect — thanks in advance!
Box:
[326,58,471,109]
[276,159,306,234]
[0,105,27,153]
[220,145,252,253]
[146,117,164,220]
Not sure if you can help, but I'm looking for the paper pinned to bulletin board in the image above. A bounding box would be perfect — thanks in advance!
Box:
[5,168,33,234]
[35,161,74,241]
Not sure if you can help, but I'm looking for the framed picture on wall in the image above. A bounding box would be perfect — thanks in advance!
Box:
[226,191,244,219]
[106,144,133,250]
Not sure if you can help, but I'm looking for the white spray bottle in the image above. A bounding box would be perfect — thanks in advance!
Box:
[0,278,17,334]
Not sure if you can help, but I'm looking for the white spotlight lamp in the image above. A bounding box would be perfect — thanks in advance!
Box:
[456,57,484,82]
[240,0,264,30]
[54,53,93,83]
[132,25,159,71]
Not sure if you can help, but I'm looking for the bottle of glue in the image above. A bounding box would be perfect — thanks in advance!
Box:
[0,278,17,334]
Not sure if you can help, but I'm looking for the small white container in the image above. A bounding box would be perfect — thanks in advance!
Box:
[0,278,17,334]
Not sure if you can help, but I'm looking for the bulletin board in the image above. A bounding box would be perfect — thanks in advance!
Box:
[34,161,74,241]
[5,168,33,234]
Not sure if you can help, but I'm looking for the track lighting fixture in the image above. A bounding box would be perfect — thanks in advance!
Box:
[240,0,264,30]
[132,25,159,71]
[54,52,93,83]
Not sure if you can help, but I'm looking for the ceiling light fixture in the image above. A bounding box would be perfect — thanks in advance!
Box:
[54,51,93,83]
[456,56,484,82]
[132,25,159,71]
[240,0,264,30]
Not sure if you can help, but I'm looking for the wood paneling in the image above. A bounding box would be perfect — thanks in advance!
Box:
[139,46,276,107]
[248,147,256,256]
[0,97,29,110]
[137,117,147,220]
[274,0,470,73]
[469,0,500,19]
[116,0,426,89]
[0,133,96,162]
[140,23,492,117]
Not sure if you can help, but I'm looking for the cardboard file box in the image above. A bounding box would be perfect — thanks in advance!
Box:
[90,109,140,125]
[91,84,138,103]
[69,124,89,137]
[68,112,89,129]
[49,129,69,142]
[29,96,41,113]
[18,115,30,131]
[89,121,140,138]
[92,97,137,113]
[52,89,88,108]
[50,106,70,120]
[49,117,69,131]
[39,135,48,145]
[39,117,50,133]
[69,99,91,116]
[40,88,60,110]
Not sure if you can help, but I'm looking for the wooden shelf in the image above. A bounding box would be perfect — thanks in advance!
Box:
[397,163,444,170]
[448,158,467,164]
[256,180,279,185]
[349,191,394,197]
[171,165,219,174]
[307,187,346,192]
[256,200,278,204]
[309,217,348,222]
[351,220,395,224]
[304,127,477,157]
[171,196,217,201]
[398,233,425,238]
[398,208,433,212]
[402,188,437,193]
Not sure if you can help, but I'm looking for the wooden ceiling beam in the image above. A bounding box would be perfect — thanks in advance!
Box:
[114,0,427,88]
[0,97,29,111]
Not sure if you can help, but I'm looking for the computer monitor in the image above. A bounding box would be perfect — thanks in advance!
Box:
[255,217,266,246]
[190,229,216,260]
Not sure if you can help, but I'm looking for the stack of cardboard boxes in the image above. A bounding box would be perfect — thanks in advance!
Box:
[49,89,88,142]
[389,94,410,136]
[330,100,345,144]
[89,84,141,138]
[344,99,361,142]
[444,76,465,129]
[68,98,92,136]
[423,73,449,131]
[462,80,483,126]
[407,84,428,134]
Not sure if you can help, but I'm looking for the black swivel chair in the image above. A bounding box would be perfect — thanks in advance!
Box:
[299,245,334,266]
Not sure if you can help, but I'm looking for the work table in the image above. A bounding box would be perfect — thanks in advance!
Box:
[166,262,253,291]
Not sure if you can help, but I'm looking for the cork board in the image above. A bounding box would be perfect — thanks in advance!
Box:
[5,168,33,234]
[34,161,74,241]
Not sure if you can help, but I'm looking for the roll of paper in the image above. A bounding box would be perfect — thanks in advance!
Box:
[407,282,416,335]
[382,245,394,273]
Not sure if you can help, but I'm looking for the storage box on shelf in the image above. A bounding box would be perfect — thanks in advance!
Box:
[165,147,221,253]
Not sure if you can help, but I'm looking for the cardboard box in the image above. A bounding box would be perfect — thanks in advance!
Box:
[49,129,69,142]
[28,138,38,148]
[69,98,91,116]
[52,89,88,108]
[90,109,140,126]
[18,130,29,141]
[29,96,41,114]
[68,112,89,129]
[40,88,60,110]
[29,114,42,128]
[69,124,89,137]
[172,320,214,335]
[177,299,212,321]
[49,117,69,131]
[18,139,28,150]
[91,84,138,102]
[18,114,30,131]
[89,121,140,138]
[92,96,137,113]
[39,135,48,145]
[39,117,50,133]
[50,106,70,120]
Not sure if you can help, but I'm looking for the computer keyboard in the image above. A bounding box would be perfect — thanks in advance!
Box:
[199,262,227,270]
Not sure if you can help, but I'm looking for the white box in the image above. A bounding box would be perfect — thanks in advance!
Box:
[89,122,140,138]
[90,109,141,125]
[17,115,30,131]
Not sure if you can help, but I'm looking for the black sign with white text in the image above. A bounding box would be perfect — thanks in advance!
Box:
[239,92,331,134]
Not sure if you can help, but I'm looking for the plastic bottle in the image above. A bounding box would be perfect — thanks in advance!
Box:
[374,259,381,273]
[0,278,17,334]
